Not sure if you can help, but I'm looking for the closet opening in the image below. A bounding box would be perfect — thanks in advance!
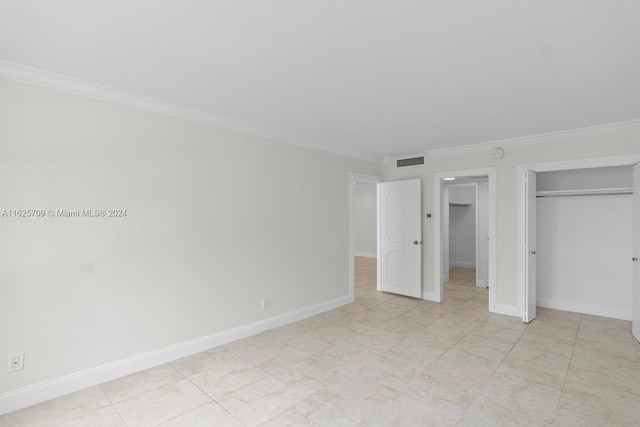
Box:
[518,155,640,327]
[535,165,633,320]
[434,167,497,313]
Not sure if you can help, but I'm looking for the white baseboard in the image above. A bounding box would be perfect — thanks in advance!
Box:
[354,252,376,259]
[421,288,519,318]
[0,294,351,416]
[476,279,486,288]
[449,262,476,269]
[489,302,521,318]
[422,290,441,302]
[537,298,631,321]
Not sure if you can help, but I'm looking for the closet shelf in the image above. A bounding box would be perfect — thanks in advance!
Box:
[536,187,633,197]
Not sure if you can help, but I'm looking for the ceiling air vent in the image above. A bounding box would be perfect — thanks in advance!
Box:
[397,156,424,167]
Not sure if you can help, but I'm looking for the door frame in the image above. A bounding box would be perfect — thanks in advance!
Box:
[442,182,480,285]
[434,167,496,309]
[348,172,382,302]
[477,180,490,288]
[633,164,640,342]
[523,170,537,323]
[517,154,640,320]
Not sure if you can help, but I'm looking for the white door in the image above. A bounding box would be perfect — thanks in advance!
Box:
[378,179,422,298]
[524,171,537,323]
[632,164,640,341]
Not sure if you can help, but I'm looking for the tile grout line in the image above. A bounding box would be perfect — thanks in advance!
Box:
[98,383,130,427]
[164,362,214,427]
[437,307,527,424]
[552,312,582,423]
[179,356,267,427]
[266,360,365,425]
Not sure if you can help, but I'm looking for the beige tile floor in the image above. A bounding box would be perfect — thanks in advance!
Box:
[2,257,640,426]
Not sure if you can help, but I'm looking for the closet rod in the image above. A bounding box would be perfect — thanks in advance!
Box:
[536,187,633,198]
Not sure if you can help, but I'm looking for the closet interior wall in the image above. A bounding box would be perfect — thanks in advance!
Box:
[448,185,476,270]
[536,166,634,320]
[442,179,489,288]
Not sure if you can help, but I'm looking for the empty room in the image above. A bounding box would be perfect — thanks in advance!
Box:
[1,1,639,426]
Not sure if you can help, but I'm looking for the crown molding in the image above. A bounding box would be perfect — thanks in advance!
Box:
[0,59,382,164]
[5,59,635,164]
[427,119,640,157]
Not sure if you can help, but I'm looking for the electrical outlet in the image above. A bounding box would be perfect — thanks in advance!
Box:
[261,297,270,310]
[7,352,24,373]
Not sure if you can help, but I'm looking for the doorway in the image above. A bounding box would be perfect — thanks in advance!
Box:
[443,182,485,286]
[434,168,497,312]
[348,173,381,301]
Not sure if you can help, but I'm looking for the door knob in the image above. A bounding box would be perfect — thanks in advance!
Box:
[634,257,639,261]
[530,251,536,255]
[413,241,421,245]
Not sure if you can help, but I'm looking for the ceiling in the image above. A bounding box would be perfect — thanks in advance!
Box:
[1,0,639,162]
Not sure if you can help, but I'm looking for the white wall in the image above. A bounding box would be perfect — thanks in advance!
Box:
[537,165,633,191]
[448,185,476,205]
[448,185,476,269]
[383,134,640,315]
[537,195,633,320]
[353,183,377,257]
[0,78,381,398]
